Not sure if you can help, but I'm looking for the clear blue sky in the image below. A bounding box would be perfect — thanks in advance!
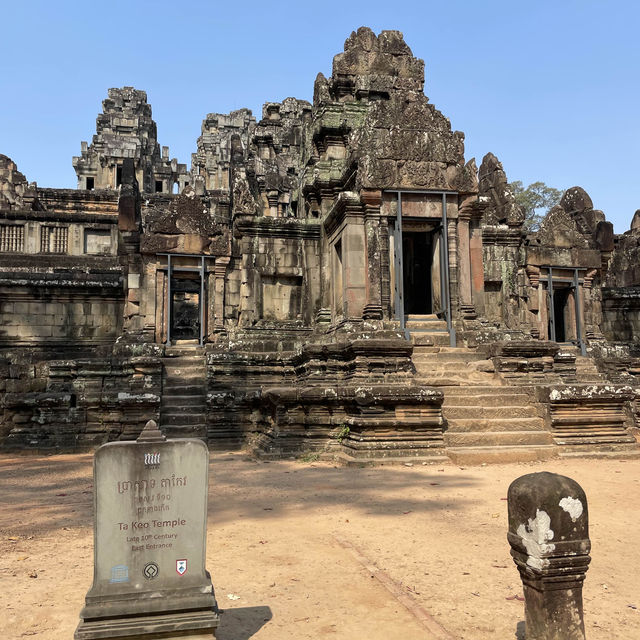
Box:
[2,0,638,232]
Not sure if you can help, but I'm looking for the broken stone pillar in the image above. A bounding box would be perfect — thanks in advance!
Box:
[507,472,591,640]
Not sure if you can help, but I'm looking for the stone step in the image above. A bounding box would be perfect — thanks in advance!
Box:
[414,361,471,371]
[163,375,206,385]
[164,376,206,385]
[443,405,538,419]
[162,384,207,396]
[165,347,205,357]
[406,314,441,321]
[162,426,207,438]
[445,430,553,447]
[160,405,205,415]
[406,319,448,331]
[443,393,532,406]
[447,445,558,465]
[558,447,640,459]
[412,352,484,363]
[412,346,477,354]
[415,377,498,387]
[575,364,600,373]
[163,365,206,374]
[161,413,206,425]
[411,333,451,347]
[162,355,206,367]
[163,362,207,371]
[334,452,449,467]
[161,394,207,403]
[441,385,527,396]
[445,417,545,432]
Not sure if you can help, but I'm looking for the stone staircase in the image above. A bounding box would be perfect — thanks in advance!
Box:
[407,314,499,387]
[160,345,207,439]
[574,354,607,383]
[407,316,557,463]
[441,385,557,464]
[406,314,450,347]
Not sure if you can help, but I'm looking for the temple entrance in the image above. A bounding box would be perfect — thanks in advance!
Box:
[544,267,584,353]
[402,231,439,315]
[551,287,571,343]
[388,190,455,346]
[170,274,201,341]
[159,254,211,346]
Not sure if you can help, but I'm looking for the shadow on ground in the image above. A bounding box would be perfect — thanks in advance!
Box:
[216,606,272,640]
[208,454,479,526]
[0,452,480,535]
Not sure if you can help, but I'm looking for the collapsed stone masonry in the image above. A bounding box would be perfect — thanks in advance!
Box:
[1,27,639,462]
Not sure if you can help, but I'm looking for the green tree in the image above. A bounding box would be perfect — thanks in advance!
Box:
[509,181,564,231]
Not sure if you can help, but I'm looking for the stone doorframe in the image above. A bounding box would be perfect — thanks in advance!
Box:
[156,253,217,346]
[538,266,587,356]
[386,189,457,347]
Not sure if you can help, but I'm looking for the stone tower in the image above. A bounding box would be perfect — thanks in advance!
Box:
[73,87,188,194]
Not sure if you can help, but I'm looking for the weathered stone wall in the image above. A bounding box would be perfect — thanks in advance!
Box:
[2,350,161,449]
[232,218,321,327]
[0,289,122,342]
[602,287,640,343]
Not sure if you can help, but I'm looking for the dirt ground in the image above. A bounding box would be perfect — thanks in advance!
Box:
[0,452,638,640]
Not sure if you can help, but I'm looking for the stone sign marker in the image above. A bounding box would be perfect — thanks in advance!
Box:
[75,420,219,639]
[507,471,591,640]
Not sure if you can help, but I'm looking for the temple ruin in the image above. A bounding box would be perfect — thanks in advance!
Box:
[1,27,639,463]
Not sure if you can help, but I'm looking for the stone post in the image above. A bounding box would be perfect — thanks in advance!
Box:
[507,472,591,640]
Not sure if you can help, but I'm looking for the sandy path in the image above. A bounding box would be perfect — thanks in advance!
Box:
[1,452,638,639]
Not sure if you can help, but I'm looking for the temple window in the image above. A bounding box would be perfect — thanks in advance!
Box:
[40,226,68,254]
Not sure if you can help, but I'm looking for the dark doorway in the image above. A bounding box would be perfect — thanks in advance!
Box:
[403,231,433,314]
[552,287,570,342]
[170,275,200,341]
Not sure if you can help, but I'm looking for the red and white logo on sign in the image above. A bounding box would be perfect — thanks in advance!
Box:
[176,559,187,576]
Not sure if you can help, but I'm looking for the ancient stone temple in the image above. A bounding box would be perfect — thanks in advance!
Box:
[1,28,639,463]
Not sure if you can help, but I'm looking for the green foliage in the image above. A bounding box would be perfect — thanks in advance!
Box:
[509,180,564,232]
[298,452,320,463]
[336,425,350,443]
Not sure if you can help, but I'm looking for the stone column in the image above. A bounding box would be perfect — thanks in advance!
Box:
[456,201,475,318]
[508,472,591,640]
[361,189,383,320]
[526,266,542,339]
[342,218,367,320]
[469,210,485,315]
[213,256,230,330]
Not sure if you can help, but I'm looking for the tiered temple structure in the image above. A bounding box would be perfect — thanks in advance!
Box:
[1,28,639,463]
